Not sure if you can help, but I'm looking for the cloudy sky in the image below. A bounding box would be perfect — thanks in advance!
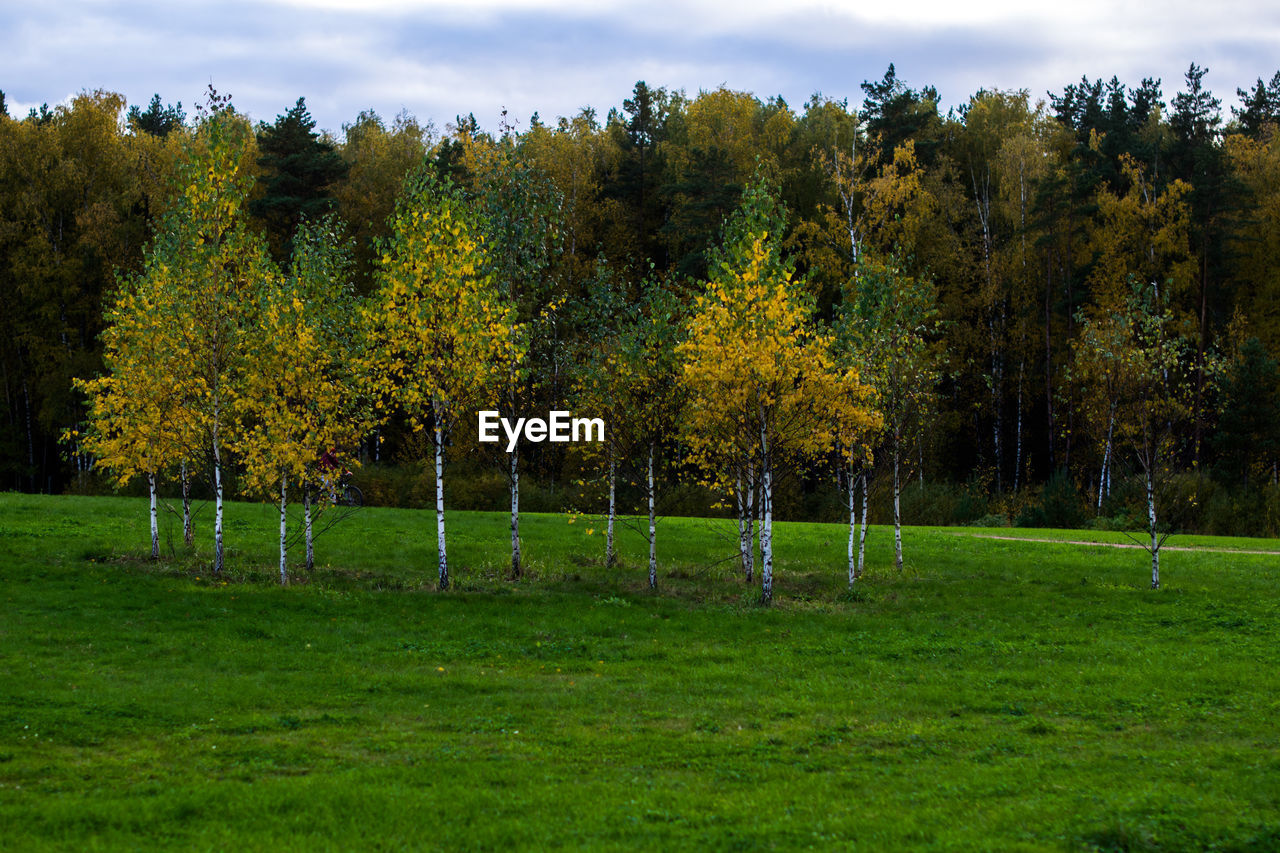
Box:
[4,0,1280,135]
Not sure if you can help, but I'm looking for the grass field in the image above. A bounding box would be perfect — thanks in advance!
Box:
[1,492,1278,851]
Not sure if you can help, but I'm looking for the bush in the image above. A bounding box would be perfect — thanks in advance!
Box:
[1015,469,1084,529]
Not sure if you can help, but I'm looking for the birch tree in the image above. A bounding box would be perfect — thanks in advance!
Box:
[682,178,873,604]
[82,97,264,573]
[163,99,274,575]
[367,167,517,590]
[1072,280,1198,589]
[237,215,373,583]
[469,134,562,578]
[75,255,190,558]
[845,252,938,571]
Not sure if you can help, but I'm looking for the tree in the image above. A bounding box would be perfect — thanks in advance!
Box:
[844,252,938,571]
[367,167,517,590]
[0,90,154,492]
[1211,335,1280,485]
[251,97,349,264]
[681,177,871,603]
[75,247,191,558]
[1083,155,1196,502]
[1234,72,1280,137]
[1169,64,1228,463]
[859,64,943,168]
[605,81,673,274]
[333,109,432,295]
[571,257,686,584]
[164,95,275,575]
[1072,281,1198,589]
[237,214,373,583]
[128,95,185,138]
[467,134,563,578]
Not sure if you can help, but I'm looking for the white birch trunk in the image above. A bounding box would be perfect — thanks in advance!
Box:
[1148,468,1159,590]
[760,436,774,606]
[1014,376,1024,493]
[736,469,754,583]
[735,471,746,573]
[148,471,159,559]
[1097,408,1115,512]
[510,449,521,577]
[857,469,869,579]
[213,432,224,575]
[893,440,903,571]
[279,473,288,586]
[647,443,656,589]
[181,462,192,545]
[304,485,314,572]
[847,459,857,587]
[435,422,448,590]
[606,454,616,568]
[744,462,755,583]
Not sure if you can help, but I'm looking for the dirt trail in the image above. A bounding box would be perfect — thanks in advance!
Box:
[953,532,1280,557]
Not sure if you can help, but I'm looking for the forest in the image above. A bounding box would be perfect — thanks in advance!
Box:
[4,62,1280,558]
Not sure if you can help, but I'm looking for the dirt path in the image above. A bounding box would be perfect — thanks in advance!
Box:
[953,532,1280,557]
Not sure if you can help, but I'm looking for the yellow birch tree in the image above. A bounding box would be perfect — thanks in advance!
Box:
[366,167,518,590]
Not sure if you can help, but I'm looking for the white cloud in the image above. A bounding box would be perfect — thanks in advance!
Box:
[3,0,1278,133]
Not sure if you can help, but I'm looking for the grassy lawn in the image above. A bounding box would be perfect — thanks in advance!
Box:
[1,492,1278,851]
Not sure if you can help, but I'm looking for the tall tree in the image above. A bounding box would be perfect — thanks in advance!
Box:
[367,167,517,589]
[251,97,349,264]
[605,81,673,274]
[127,94,185,138]
[1073,281,1198,589]
[849,252,938,570]
[237,214,373,582]
[467,133,563,577]
[167,94,275,575]
[1234,72,1280,137]
[333,109,432,294]
[681,177,868,603]
[1169,64,1228,463]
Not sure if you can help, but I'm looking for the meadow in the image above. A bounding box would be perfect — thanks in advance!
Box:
[1,492,1278,851]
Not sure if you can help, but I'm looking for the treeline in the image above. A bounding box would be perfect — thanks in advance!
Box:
[5,64,1280,541]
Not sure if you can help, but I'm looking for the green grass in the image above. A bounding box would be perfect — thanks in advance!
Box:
[1,492,1278,851]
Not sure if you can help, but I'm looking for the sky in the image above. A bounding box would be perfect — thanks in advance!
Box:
[4,0,1280,136]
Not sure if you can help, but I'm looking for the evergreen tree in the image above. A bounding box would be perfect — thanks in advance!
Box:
[127,94,185,138]
[251,97,349,263]
[1234,72,1280,137]
[1212,336,1280,484]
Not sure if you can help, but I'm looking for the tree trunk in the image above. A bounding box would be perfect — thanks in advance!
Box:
[746,463,755,583]
[736,467,756,583]
[148,471,159,559]
[435,421,449,590]
[1014,365,1024,493]
[1099,407,1115,512]
[279,473,288,586]
[213,431,224,575]
[992,365,1003,494]
[23,375,35,491]
[647,442,657,589]
[606,453,617,568]
[893,437,903,571]
[304,484,315,572]
[510,449,521,578]
[181,462,192,546]
[1148,467,1159,590]
[857,469,869,579]
[847,458,857,587]
[1044,254,1055,470]
[760,431,774,606]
